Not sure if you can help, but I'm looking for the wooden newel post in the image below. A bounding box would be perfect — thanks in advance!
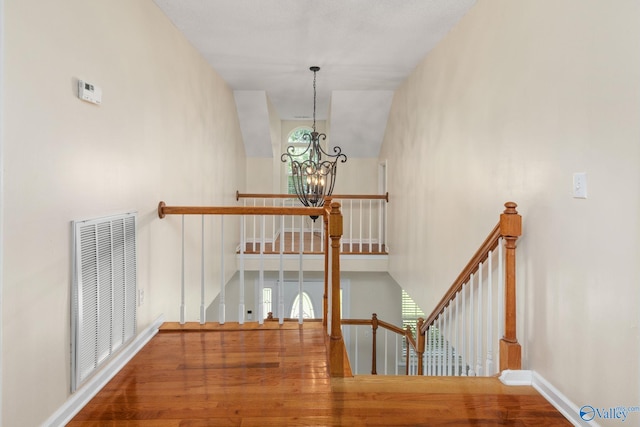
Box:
[499,202,522,371]
[371,313,378,375]
[417,318,425,376]
[322,197,332,330]
[329,202,347,377]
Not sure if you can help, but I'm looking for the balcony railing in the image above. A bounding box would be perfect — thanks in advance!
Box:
[236,192,388,255]
[157,200,350,377]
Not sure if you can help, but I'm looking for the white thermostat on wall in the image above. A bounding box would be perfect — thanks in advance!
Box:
[78,79,102,105]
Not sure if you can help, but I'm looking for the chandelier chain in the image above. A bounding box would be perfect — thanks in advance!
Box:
[312,69,317,132]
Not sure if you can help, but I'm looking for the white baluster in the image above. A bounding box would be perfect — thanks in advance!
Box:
[327,234,332,335]
[290,214,294,252]
[437,315,442,375]
[378,199,383,252]
[239,215,245,325]
[368,199,372,251]
[461,282,466,376]
[219,216,225,325]
[359,199,363,252]
[384,198,388,253]
[468,273,475,376]
[349,199,353,253]
[180,215,186,325]
[476,262,483,376]
[432,322,437,376]
[242,200,247,253]
[200,215,205,325]
[298,215,304,324]
[278,215,284,324]
[497,238,504,365]
[310,213,314,251]
[427,325,433,376]
[258,215,264,325]
[263,199,268,252]
[272,199,276,249]
[252,199,256,253]
[486,249,494,375]
[447,304,452,376]
[382,329,387,375]
[443,307,448,375]
[455,291,459,376]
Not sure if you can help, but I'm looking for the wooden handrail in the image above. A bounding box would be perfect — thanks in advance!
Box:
[236,191,389,202]
[342,314,422,375]
[341,318,409,339]
[158,201,324,218]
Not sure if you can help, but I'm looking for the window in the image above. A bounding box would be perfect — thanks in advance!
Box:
[290,291,315,319]
[401,289,425,333]
[401,290,425,361]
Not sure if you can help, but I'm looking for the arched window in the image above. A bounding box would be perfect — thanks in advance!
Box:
[290,292,315,319]
[285,127,313,194]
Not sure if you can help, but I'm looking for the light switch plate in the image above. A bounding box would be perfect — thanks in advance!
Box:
[573,173,587,199]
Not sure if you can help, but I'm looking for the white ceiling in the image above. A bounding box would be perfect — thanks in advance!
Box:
[153,0,477,157]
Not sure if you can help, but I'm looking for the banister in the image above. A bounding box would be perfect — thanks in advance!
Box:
[341,318,411,339]
[420,202,522,373]
[236,191,389,202]
[157,199,348,376]
[342,314,421,375]
[420,223,500,331]
[420,203,518,334]
[377,319,408,336]
[158,201,325,219]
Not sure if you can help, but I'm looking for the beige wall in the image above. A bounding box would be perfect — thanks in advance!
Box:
[380,0,640,418]
[2,0,246,425]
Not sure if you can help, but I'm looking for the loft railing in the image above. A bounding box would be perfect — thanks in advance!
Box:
[157,200,349,377]
[416,202,522,376]
[236,192,389,254]
[342,314,422,375]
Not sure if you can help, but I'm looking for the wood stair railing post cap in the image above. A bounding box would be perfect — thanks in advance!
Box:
[500,202,521,238]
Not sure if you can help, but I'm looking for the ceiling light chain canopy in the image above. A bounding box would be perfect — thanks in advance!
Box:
[281,66,347,214]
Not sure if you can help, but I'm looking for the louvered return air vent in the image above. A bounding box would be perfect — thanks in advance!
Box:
[71,212,137,392]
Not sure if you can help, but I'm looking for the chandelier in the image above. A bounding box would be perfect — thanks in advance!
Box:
[281,66,347,214]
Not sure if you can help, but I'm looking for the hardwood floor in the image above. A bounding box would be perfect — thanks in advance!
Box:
[69,322,570,426]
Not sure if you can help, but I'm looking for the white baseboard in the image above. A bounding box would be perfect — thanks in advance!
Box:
[499,369,533,386]
[42,315,165,427]
[531,371,598,427]
[499,370,597,427]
